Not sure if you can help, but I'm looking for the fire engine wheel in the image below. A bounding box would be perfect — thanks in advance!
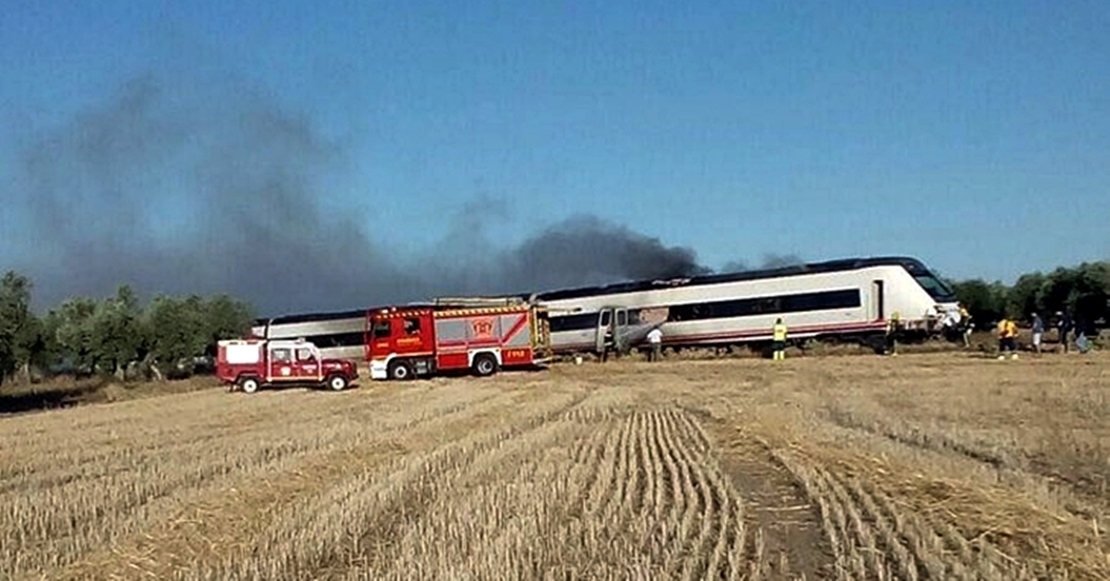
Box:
[326,374,348,391]
[239,376,260,394]
[388,360,414,381]
[473,353,498,377]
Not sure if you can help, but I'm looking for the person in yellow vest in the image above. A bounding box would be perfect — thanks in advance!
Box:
[1006,318,1019,358]
[772,318,787,360]
[997,317,1019,360]
[885,311,901,355]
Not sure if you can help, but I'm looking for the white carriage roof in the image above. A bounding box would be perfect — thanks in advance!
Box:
[517,256,937,302]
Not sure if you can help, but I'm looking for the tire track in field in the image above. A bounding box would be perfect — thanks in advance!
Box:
[769,443,1042,580]
[709,424,836,580]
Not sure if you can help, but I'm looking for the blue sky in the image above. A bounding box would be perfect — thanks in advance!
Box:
[3,0,1109,297]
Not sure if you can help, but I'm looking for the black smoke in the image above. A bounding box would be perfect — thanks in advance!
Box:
[719,253,805,274]
[8,72,721,316]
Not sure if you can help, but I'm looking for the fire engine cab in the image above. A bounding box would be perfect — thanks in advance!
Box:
[365,299,551,380]
[216,338,359,393]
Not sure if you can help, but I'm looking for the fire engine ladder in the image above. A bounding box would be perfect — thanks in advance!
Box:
[433,296,530,308]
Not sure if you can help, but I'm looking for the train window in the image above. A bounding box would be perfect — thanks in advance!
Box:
[617,310,627,326]
[781,289,859,311]
[663,288,861,322]
[912,274,956,302]
[600,311,611,327]
[548,313,598,332]
[307,332,365,347]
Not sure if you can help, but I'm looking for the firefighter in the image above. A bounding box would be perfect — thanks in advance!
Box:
[885,312,901,355]
[772,318,787,360]
[1007,317,1020,358]
[997,317,1019,360]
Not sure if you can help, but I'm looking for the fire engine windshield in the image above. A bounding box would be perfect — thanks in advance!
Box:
[371,320,391,339]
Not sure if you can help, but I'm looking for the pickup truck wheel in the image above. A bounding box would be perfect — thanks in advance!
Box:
[327,374,348,391]
[388,360,413,381]
[239,376,260,394]
[473,353,498,377]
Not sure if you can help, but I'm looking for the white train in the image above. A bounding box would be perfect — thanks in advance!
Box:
[251,256,960,360]
[522,256,960,356]
[250,308,371,361]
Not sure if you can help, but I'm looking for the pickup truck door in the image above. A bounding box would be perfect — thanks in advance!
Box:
[294,346,321,381]
[268,346,295,381]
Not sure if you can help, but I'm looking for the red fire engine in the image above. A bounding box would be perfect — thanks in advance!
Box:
[365,299,552,380]
[216,338,359,393]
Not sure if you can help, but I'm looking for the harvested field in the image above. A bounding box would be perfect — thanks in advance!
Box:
[2,351,1108,580]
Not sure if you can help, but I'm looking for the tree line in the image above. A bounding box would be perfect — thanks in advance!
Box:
[2,260,1108,386]
[0,271,254,386]
[947,261,1109,331]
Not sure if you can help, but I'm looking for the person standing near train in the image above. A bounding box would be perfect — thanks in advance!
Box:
[959,303,973,348]
[1056,311,1071,353]
[997,316,1019,359]
[1031,312,1045,354]
[646,326,663,362]
[772,318,788,360]
[885,312,902,355]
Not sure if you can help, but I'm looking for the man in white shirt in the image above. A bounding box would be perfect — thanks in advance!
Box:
[646,326,663,362]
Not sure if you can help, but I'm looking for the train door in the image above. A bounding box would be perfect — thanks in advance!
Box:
[594,307,635,355]
[870,280,885,321]
[594,308,613,354]
[614,308,629,352]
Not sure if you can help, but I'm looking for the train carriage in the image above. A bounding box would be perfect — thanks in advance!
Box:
[525,256,960,356]
[250,308,377,361]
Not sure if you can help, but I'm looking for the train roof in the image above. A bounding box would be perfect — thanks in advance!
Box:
[519,256,938,302]
[254,299,528,326]
[253,256,942,325]
[253,306,382,326]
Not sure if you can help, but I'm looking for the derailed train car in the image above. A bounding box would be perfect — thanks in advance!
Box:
[523,256,961,356]
[250,256,960,361]
[250,308,372,361]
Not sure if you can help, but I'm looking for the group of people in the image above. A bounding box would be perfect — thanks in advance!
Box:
[626,306,1096,363]
[996,310,1094,358]
[640,317,791,362]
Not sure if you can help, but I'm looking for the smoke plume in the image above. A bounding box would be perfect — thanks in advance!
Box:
[8,72,720,316]
[719,253,805,274]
